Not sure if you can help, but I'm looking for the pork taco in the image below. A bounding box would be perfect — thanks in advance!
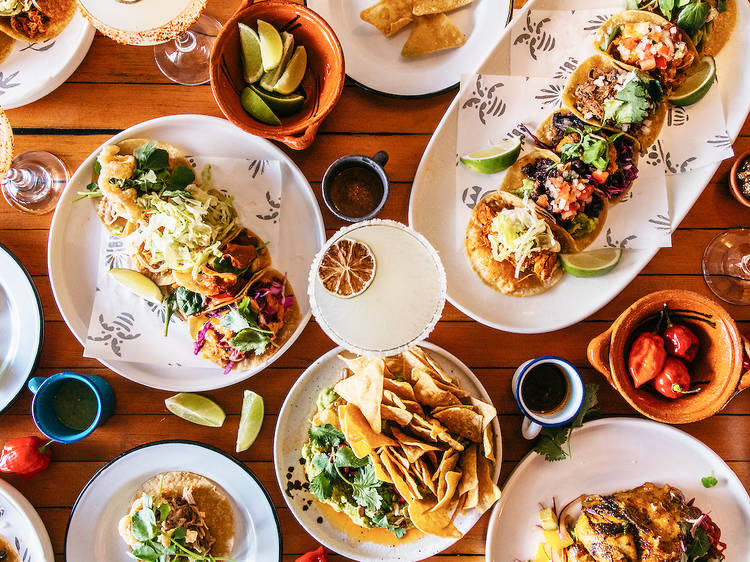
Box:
[562,54,666,150]
[0,0,75,41]
[594,10,698,93]
[189,268,300,373]
[118,471,235,561]
[501,150,608,251]
[531,109,640,203]
[466,191,565,297]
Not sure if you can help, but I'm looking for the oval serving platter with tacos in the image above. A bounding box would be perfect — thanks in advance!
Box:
[118,471,235,562]
[594,10,698,94]
[562,53,667,151]
[0,0,76,41]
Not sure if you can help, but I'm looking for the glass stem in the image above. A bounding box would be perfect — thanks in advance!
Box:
[174,31,196,53]
[4,166,36,192]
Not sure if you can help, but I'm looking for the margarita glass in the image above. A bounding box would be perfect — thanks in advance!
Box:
[702,229,750,305]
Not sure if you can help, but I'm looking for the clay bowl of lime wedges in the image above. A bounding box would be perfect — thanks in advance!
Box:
[210,0,344,150]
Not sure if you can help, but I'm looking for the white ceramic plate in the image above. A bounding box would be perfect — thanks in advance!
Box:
[66,440,281,562]
[0,11,94,109]
[0,479,54,562]
[409,0,750,333]
[47,114,325,391]
[0,242,42,413]
[274,341,502,561]
[307,0,513,98]
[487,417,750,560]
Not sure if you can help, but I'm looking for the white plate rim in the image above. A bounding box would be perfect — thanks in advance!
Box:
[0,478,55,561]
[64,439,283,562]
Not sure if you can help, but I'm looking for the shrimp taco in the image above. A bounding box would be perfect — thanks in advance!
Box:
[501,150,608,252]
[118,471,235,561]
[0,0,75,41]
[532,109,640,204]
[562,54,666,150]
[465,191,565,297]
[594,10,698,93]
[189,268,300,373]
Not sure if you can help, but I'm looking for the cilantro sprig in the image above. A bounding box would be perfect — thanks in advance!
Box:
[603,71,663,126]
[558,127,624,171]
[109,141,196,197]
[220,296,274,355]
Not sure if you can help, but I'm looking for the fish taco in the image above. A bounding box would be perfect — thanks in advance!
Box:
[501,149,608,251]
[562,54,666,150]
[118,471,235,561]
[466,191,565,297]
[532,109,640,204]
[0,0,75,41]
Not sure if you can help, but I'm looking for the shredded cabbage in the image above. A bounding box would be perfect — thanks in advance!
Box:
[127,183,238,278]
[0,0,33,17]
[487,200,560,278]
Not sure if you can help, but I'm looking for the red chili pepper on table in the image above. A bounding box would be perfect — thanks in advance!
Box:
[663,318,700,362]
[295,546,327,562]
[653,357,700,399]
[0,436,52,478]
[628,332,667,387]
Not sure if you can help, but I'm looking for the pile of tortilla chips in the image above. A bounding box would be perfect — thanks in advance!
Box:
[329,346,501,539]
[360,0,470,58]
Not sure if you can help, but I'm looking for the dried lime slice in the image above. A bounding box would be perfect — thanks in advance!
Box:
[318,238,376,298]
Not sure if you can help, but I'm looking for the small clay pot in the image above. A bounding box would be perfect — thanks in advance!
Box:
[587,290,750,424]
[729,150,750,208]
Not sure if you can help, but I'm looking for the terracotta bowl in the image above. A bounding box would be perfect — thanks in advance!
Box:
[209,0,344,150]
[729,150,750,208]
[588,290,750,424]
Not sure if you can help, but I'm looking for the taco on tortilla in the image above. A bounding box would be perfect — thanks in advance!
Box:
[0,0,75,41]
[189,268,300,373]
[465,191,565,297]
[0,536,20,562]
[562,54,666,150]
[118,471,235,561]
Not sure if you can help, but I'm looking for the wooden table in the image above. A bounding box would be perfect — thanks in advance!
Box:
[1,1,749,560]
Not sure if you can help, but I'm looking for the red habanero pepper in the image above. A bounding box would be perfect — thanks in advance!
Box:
[295,546,328,562]
[653,357,699,399]
[663,324,700,362]
[628,332,667,388]
[0,436,52,478]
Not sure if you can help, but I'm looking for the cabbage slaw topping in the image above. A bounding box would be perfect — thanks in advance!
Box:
[0,0,35,17]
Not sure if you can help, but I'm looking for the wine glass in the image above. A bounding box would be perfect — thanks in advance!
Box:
[78,0,222,86]
[702,229,750,305]
[0,109,69,215]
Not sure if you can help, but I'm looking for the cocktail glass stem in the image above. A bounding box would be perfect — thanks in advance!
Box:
[702,229,750,305]
[153,14,222,86]
[1,151,69,214]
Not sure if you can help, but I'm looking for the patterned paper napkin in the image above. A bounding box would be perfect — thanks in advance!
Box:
[83,156,282,366]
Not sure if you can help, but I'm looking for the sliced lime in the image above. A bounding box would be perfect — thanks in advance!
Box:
[668,56,716,107]
[238,22,263,84]
[165,393,226,427]
[460,138,522,174]
[273,45,307,95]
[236,390,264,452]
[108,268,163,304]
[257,19,283,72]
[250,84,304,116]
[240,87,282,126]
[561,248,623,278]
[259,31,294,92]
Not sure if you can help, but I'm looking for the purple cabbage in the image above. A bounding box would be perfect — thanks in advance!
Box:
[519,123,554,150]
[223,361,234,375]
[193,321,212,355]
[282,295,295,308]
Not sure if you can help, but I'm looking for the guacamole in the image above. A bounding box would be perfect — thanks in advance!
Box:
[565,212,598,238]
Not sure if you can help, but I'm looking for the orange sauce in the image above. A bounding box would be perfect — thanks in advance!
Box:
[316,502,424,546]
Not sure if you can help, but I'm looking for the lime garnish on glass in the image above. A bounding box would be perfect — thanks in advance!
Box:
[236,390,264,453]
[274,45,307,95]
[238,22,264,84]
[257,19,283,72]
[460,138,522,174]
[108,268,163,304]
[165,393,226,427]
[561,248,623,278]
[668,56,716,107]
[259,31,295,92]
[241,87,282,125]
[250,84,305,116]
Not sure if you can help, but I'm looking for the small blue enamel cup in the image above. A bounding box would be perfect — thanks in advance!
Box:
[28,372,115,443]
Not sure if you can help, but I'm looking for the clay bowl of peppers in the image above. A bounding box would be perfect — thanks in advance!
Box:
[587,289,750,424]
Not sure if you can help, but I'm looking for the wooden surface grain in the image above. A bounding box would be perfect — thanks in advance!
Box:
[1,1,749,560]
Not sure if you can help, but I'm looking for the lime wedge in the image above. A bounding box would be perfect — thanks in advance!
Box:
[109,268,163,304]
[238,22,263,84]
[236,390,264,453]
[273,45,307,95]
[165,393,226,427]
[240,87,282,125]
[668,56,716,107]
[259,31,294,92]
[460,138,522,174]
[257,19,283,72]
[561,248,623,278]
[250,84,304,116]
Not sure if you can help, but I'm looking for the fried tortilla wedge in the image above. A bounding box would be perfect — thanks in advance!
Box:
[334,359,385,433]
[361,0,414,37]
[401,13,466,58]
[412,0,472,15]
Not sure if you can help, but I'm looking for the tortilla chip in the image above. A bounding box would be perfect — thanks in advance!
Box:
[408,497,462,539]
[371,452,393,484]
[401,13,466,57]
[470,397,497,428]
[418,459,438,495]
[338,352,371,373]
[452,492,467,521]
[383,354,407,376]
[383,378,417,401]
[341,404,396,459]
[432,406,483,442]
[334,359,385,433]
[361,0,414,37]
[391,426,441,463]
[431,470,462,512]
[380,451,415,501]
[408,347,454,384]
[412,368,461,408]
[382,404,413,426]
[457,444,479,510]
[482,425,495,462]
[476,454,501,513]
[413,0,472,15]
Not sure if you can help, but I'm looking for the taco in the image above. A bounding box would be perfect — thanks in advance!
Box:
[465,191,565,297]
[533,109,640,203]
[501,149,608,252]
[0,0,75,41]
[118,471,234,561]
[0,536,20,562]
[562,54,666,150]
[189,268,300,373]
[594,10,698,93]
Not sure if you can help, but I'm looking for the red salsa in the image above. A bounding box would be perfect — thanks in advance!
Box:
[329,166,383,218]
